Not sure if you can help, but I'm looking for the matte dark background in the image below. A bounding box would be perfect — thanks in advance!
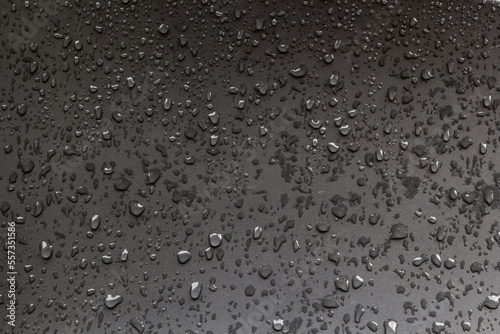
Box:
[1,0,500,333]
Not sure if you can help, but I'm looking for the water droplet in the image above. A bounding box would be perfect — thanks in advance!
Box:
[90,215,101,230]
[104,295,123,309]
[129,201,145,217]
[289,64,308,78]
[322,295,340,308]
[177,250,192,264]
[189,282,203,300]
[40,241,53,259]
[209,232,222,247]
[389,224,409,240]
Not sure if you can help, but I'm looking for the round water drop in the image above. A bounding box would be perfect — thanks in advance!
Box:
[40,240,53,259]
[158,24,169,34]
[330,71,340,86]
[272,319,284,331]
[327,142,340,153]
[209,232,222,247]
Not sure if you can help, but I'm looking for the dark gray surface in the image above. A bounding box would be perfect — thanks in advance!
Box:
[1,1,500,333]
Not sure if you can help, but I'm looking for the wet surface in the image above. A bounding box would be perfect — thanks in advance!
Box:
[1,1,500,333]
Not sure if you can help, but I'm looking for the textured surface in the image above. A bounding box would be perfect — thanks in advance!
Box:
[1,1,500,333]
